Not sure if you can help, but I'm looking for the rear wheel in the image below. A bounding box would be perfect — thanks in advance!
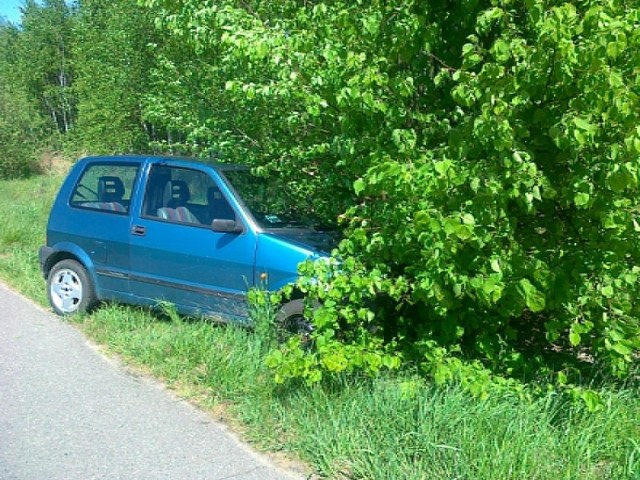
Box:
[47,259,98,316]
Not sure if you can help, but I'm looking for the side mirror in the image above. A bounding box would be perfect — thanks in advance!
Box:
[211,218,244,234]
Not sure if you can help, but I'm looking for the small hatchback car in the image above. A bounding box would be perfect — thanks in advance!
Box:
[39,155,334,323]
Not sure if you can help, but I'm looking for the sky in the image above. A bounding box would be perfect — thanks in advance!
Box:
[0,0,24,25]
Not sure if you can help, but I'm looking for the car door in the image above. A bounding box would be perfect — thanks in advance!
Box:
[63,161,141,298]
[128,162,257,319]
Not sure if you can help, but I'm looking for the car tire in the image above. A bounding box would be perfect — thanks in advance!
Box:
[47,259,98,316]
[276,299,314,344]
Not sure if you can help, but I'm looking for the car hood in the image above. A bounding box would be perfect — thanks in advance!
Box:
[263,227,339,255]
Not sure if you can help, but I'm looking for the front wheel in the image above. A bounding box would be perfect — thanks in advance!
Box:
[276,299,314,345]
[47,259,98,316]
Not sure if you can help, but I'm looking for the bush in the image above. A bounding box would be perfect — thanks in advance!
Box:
[266,0,640,393]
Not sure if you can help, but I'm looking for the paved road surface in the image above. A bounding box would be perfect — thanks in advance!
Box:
[0,282,303,480]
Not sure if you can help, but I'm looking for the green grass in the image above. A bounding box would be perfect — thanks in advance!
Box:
[0,175,59,302]
[1,174,639,479]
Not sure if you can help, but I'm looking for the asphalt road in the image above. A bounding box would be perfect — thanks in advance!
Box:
[0,282,303,480]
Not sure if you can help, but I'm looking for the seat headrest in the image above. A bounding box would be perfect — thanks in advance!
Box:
[164,180,190,205]
[207,186,223,202]
[98,176,125,202]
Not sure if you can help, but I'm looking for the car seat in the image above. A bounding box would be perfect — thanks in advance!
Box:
[164,180,190,208]
[156,206,199,224]
[207,186,235,221]
[98,176,125,203]
[95,176,126,212]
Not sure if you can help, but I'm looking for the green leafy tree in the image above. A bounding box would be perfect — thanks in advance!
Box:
[71,0,157,153]
[0,19,49,177]
[16,0,75,134]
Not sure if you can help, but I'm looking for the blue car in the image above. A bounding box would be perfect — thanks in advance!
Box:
[39,155,334,324]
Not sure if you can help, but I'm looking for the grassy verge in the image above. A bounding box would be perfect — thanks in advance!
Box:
[1,174,639,479]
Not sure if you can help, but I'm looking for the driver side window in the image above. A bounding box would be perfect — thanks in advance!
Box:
[142,165,235,226]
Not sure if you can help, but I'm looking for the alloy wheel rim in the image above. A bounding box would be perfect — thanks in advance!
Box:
[50,268,83,313]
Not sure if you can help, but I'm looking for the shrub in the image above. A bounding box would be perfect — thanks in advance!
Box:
[267,0,640,393]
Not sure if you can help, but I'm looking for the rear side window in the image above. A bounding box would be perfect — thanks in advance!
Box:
[70,163,140,214]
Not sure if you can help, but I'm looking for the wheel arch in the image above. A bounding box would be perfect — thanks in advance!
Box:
[42,244,99,297]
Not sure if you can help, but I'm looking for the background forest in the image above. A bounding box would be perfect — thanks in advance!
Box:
[1,0,639,399]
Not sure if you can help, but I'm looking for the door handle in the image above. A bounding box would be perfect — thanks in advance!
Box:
[131,225,146,236]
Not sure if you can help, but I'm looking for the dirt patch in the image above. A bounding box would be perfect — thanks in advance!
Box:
[38,150,74,176]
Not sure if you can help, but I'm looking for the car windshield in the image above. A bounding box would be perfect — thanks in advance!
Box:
[221,169,329,230]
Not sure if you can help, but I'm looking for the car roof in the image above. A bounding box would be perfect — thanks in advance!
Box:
[80,154,248,171]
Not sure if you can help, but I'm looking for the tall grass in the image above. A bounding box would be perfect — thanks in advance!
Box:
[0,175,59,302]
[1,174,639,479]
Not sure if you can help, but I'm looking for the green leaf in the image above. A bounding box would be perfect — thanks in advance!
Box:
[569,329,581,347]
[462,213,475,225]
[518,279,546,313]
[492,39,511,62]
[610,341,632,356]
[434,160,452,175]
[476,7,504,34]
[607,168,634,193]
[481,276,504,303]
[455,224,474,241]
[602,215,618,229]
[573,129,587,145]
[601,285,614,298]
[574,192,590,207]
[354,178,365,195]
[490,258,501,273]
[607,41,621,59]
[451,84,475,107]
[580,390,604,412]
[443,217,460,236]
[573,117,593,131]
